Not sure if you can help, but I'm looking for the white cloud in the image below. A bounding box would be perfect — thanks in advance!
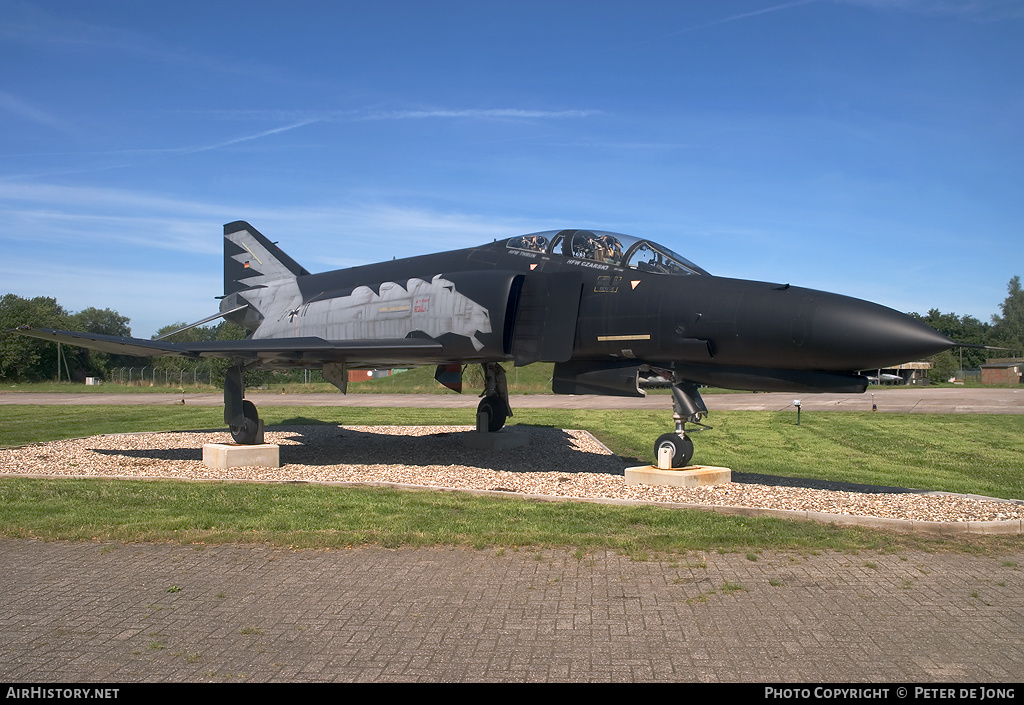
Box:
[0,182,227,255]
[0,180,546,335]
[0,1,265,77]
[0,256,218,339]
[833,0,1024,21]
[0,89,78,138]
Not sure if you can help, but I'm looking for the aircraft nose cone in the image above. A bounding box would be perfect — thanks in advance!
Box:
[805,293,954,371]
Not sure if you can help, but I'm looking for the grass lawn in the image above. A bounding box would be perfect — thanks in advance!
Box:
[1,403,1022,554]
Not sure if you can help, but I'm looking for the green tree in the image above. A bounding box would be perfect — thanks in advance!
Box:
[1,296,140,382]
[910,308,992,371]
[70,307,131,337]
[151,319,258,387]
[151,321,216,385]
[0,294,70,381]
[928,350,960,382]
[67,307,136,378]
[991,275,1024,355]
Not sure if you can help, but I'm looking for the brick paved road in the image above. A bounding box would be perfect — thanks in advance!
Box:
[2,539,1022,683]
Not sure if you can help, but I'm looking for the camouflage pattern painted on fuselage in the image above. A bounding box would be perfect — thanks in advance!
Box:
[252,275,492,351]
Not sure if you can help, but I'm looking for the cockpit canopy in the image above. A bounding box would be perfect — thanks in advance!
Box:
[505,229,707,276]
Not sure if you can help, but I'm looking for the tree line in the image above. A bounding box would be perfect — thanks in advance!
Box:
[2,275,1022,384]
[0,294,249,385]
[909,275,1024,380]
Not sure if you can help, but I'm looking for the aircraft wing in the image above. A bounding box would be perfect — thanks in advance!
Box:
[9,326,444,366]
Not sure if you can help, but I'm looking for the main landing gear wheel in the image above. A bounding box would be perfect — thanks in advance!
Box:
[230,399,260,445]
[655,432,694,469]
[477,362,511,433]
[477,395,508,433]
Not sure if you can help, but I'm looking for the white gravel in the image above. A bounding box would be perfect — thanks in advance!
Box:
[2,425,1022,525]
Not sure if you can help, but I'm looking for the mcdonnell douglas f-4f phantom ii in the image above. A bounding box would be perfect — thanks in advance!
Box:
[14,221,955,467]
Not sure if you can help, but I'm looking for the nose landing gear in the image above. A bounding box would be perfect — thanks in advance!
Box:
[654,381,710,468]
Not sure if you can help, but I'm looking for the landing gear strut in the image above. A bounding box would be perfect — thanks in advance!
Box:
[225,363,262,445]
[654,380,710,468]
[477,362,511,432]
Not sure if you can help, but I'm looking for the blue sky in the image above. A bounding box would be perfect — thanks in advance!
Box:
[2,0,1022,338]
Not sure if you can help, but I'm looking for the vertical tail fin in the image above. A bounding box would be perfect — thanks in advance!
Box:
[224,221,310,296]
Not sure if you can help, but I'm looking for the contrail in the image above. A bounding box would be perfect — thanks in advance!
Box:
[685,0,820,33]
[363,108,599,121]
[180,119,320,154]
[613,0,820,49]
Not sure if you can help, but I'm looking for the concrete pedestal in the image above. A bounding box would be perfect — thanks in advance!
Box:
[461,428,530,450]
[203,443,280,469]
[625,465,732,488]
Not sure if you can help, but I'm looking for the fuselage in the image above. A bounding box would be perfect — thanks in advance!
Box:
[226,228,953,389]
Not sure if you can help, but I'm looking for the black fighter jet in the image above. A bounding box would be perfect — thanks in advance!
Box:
[14,221,954,466]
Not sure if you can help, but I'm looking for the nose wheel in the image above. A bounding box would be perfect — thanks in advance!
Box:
[655,432,694,468]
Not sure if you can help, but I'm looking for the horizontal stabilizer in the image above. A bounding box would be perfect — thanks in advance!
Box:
[11,326,192,358]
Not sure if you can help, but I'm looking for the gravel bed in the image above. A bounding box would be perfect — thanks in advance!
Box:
[2,425,1022,525]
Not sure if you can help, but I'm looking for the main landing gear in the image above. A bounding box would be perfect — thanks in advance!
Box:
[435,362,512,432]
[225,363,263,445]
[654,380,710,468]
[477,362,512,432]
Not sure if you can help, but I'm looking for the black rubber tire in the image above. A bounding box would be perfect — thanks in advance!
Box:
[477,395,507,432]
[654,432,694,468]
[230,400,260,445]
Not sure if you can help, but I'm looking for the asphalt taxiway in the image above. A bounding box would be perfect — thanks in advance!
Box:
[2,386,1022,413]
